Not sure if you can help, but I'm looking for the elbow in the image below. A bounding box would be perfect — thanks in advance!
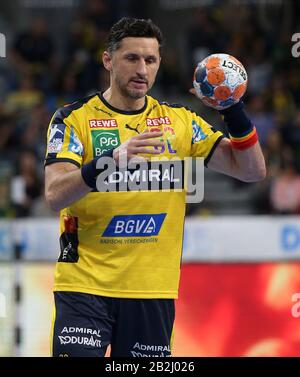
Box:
[45,188,62,212]
[255,165,267,181]
[239,165,267,183]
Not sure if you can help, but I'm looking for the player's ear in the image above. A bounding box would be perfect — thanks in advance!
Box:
[102,51,112,71]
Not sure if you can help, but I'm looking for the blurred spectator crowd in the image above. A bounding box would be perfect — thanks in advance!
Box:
[0,0,300,217]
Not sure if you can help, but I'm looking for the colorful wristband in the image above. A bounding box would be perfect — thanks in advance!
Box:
[230,127,258,150]
[81,149,114,189]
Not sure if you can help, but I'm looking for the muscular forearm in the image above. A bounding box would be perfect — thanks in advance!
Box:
[45,132,164,212]
[208,138,266,182]
[231,142,266,182]
[218,101,266,182]
[45,165,91,212]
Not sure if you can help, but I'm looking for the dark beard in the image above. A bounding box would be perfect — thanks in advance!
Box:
[116,78,148,99]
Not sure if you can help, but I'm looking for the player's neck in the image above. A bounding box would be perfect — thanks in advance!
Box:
[102,88,146,112]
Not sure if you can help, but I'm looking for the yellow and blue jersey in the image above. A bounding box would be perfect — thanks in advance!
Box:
[45,92,223,299]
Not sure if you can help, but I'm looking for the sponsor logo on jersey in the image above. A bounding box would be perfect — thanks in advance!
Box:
[125,123,141,134]
[48,124,66,153]
[93,106,113,117]
[58,335,101,347]
[58,215,79,263]
[102,214,166,237]
[146,116,171,126]
[95,161,184,192]
[91,129,121,157]
[130,342,171,357]
[58,327,102,348]
[89,119,118,128]
[61,327,101,337]
[192,120,208,144]
[68,126,83,156]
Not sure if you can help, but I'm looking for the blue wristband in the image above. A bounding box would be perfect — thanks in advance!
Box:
[81,149,114,189]
[219,101,253,138]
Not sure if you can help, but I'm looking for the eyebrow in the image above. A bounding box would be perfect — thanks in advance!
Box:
[124,53,158,60]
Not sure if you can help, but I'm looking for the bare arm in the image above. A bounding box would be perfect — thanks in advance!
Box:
[44,131,164,211]
[45,162,91,212]
[207,138,266,182]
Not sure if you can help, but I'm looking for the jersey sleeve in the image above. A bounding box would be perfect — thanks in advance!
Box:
[189,112,224,166]
[44,108,84,168]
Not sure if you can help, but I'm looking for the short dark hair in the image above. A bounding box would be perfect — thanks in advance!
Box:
[106,17,163,55]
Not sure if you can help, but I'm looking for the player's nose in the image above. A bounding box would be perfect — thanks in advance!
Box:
[136,59,147,76]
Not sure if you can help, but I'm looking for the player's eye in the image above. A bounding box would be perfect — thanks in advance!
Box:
[126,55,139,61]
[146,57,157,64]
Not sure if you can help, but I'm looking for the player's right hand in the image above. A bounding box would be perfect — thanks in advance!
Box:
[113,131,164,167]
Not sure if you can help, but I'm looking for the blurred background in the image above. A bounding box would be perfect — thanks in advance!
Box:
[1,0,300,357]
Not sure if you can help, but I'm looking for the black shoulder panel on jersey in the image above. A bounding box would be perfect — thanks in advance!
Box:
[52,93,97,124]
[204,135,224,167]
[44,157,81,168]
[158,100,197,116]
